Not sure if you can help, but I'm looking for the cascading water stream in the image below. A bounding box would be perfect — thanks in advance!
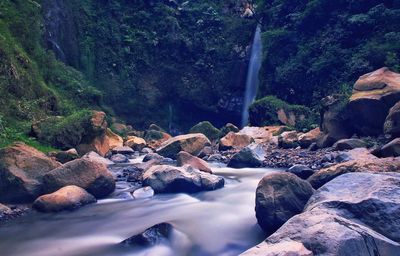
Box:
[241,25,263,127]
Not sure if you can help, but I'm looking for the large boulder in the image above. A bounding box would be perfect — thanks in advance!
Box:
[156,133,211,159]
[219,132,254,151]
[348,68,400,136]
[142,165,224,193]
[332,138,367,151]
[319,94,352,146]
[384,101,400,137]
[255,172,314,236]
[308,157,400,189]
[380,138,400,157]
[124,136,147,151]
[227,144,265,168]
[176,151,212,173]
[0,142,61,203]
[278,131,299,149]
[43,158,115,198]
[189,121,221,141]
[33,185,96,212]
[247,173,400,256]
[81,151,114,166]
[298,127,321,148]
[76,133,110,157]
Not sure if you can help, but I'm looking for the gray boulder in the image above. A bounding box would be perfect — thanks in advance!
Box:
[247,172,400,255]
[227,144,265,168]
[333,138,367,151]
[142,165,224,193]
[255,172,315,236]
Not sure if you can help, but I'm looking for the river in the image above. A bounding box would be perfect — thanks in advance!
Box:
[0,163,277,256]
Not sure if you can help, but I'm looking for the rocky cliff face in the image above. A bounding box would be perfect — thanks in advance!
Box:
[41,0,257,130]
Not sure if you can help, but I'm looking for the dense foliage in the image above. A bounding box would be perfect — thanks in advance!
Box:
[255,0,400,106]
[249,96,318,130]
[44,0,256,129]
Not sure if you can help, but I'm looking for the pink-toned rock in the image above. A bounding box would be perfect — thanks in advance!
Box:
[177,151,212,173]
[219,132,254,150]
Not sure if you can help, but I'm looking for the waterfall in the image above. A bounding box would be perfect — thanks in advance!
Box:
[241,25,262,127]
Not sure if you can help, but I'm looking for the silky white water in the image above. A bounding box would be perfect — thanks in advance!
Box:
[242,25,263,127]
[0,165,277,256]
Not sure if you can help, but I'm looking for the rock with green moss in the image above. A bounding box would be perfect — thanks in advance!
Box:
[31,110,107,150]
[189,121,221,141]
[219,123,240,138]
[249,96,318,131]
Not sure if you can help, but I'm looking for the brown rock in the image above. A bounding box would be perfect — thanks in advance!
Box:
[0,142,61,203]
[125,136,147,151]
[384,101,400,137]
[298,128,321,148]
[156,133,211,159]
[308,157,400,189]
[106,128,123,149]
[219,132,254,150]
[349,68,400,135]
[43,158,115,198]
[76,133,110,157]
[278,131,299,149]
[177,151,212,173]
[238,126,273,143]
[380,138,400,157]
[33,185,96,212]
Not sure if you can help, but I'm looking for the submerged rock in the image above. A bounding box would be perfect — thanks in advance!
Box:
[255,172,314,236]
[132,186,154,199]
[142,165,224,193]
[33,185,96,212]
[156,133,211,159]
[121,223,172,247]
[0,142,61,203]
[43,158,115,198]
[227,144,265,168]
[176,151,212,173]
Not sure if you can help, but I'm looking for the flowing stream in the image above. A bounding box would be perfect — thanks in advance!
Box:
[0,164,277,256]
[242,25,263,127]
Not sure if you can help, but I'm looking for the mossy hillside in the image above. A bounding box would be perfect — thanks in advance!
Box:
[0,0,103,149]
[255,0,400,107]
[43,0,257,129]
[249,96,318,130]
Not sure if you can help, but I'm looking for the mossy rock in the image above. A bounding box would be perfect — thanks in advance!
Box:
[31,110,105,150]
[249,96,318,131]
[189,121,221,141]
[219,123,240,138]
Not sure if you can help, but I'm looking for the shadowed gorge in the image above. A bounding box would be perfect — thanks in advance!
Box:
[0,1,400,256]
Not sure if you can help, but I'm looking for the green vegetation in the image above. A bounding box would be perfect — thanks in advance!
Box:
[249,96,318,130]
[31,110,97,150]
[255,0,400,107]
